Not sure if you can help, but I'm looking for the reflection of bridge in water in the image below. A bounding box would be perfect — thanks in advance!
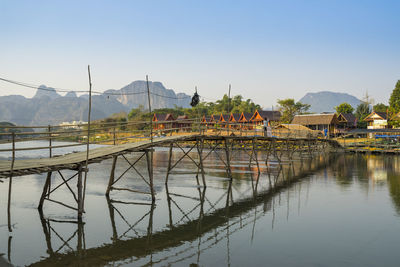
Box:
[0,135,341,234]
[24,152,337,266]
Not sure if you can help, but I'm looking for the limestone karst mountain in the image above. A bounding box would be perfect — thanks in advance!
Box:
[0,82,191,125]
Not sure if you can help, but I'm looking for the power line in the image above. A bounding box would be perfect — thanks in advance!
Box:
[0,76,194,100]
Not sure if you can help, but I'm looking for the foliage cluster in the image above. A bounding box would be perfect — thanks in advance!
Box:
[276,99,310,123]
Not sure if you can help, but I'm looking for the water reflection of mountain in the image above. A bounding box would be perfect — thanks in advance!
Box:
[30,155,337,266]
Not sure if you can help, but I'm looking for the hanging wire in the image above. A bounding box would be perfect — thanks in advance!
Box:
[0,76,193,100]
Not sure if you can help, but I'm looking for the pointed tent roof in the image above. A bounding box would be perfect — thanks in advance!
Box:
[152,113,175,122]
[238,112,253,123]
[250,110,281,122]
[210,114,219,122]
[229,113,241,122]
[219,114,230,122]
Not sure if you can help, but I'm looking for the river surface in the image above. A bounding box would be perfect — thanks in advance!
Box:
[1,142,400,266]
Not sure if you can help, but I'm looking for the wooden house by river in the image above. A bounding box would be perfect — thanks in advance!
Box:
[152,113,175,130]
[337,113,357,132]
[364,111,389,129]
[291,113,338,135]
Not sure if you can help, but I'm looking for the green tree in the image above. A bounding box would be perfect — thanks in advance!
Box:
[277,99,310,123]
[335,102,354,114]
[373,103,389,113]
[389,80,400,113]
[355,102,371,128]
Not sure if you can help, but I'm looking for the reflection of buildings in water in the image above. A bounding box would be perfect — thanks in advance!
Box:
[367,155,388,183]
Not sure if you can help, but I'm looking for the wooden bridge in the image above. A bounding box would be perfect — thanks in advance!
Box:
[0,120,342,233]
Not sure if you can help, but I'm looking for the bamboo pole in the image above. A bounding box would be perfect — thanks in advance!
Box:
[77,165,83,218]
[227,84,231,136]
[82,65,92,211]
[146,75,153,143]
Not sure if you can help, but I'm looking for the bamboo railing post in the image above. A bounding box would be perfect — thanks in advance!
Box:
[7,132,15,232]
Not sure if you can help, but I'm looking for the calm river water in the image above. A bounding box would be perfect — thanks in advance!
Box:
[1,142,400,266]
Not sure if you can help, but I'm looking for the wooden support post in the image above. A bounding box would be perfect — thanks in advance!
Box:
[146,150,155,202]
[7,132,15,232]
[165,143,173,185]
[224,138,232,180]
[77,165,84,219]
[252,138,260,175]
[38,172,52,210]
[197,138,206,187]
[48,125,52,158]
[106,155,118,196]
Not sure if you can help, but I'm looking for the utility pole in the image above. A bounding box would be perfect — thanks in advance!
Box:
[227,84,231,136]
[146,75,153,143]
[82,65,92,214]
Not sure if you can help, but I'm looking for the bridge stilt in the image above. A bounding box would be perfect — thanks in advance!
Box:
[106,155,118,196]
[224,138,232,180]
[196,138,206,187]
[145,150,155,202]
[77,165,84,219]
[38,172,52,210]
[165,143,173,186]
[105,150,155,203]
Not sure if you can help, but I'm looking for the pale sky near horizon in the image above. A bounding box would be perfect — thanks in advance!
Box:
[1,0,399,108]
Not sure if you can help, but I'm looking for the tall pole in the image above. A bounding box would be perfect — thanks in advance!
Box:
[83,65,92,209]
[227,84,231,136]
[146,75,153,143]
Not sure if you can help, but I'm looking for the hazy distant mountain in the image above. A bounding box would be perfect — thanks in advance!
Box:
[0,81,191,125]
[299,91,361,113]
[104,80,191,110]
[33,85,61,100]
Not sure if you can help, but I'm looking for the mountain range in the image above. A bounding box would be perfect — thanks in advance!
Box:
[0,81,191,125]
[299,91,361,113]
[0,81,363,125]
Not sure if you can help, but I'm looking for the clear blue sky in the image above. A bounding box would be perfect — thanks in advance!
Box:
[1,0,399,107]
